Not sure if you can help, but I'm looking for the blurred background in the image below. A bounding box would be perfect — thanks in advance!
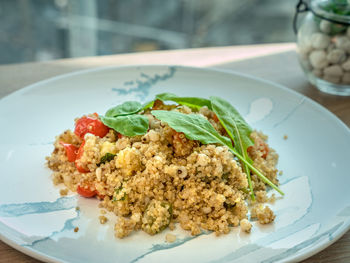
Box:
[0,0,295,65]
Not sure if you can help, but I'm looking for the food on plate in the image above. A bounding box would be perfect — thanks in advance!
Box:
[46,93,283,238]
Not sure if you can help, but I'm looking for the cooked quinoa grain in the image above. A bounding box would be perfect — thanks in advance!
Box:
[240,219,252,233]
[256,190,268,203]
[251,205,276,224]
[165,233,177,243]
[99,215,108,224]
[59,188,68,196]
[47,100,280,238]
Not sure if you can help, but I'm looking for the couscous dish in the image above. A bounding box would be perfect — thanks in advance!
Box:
[46,93,283,238]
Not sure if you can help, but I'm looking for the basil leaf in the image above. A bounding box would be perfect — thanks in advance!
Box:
[155,92,212,110]
[101,115,149,136]
[210,96,255,199]
[151,110,231,146]
[105,101,143,117]
[98,153,116,166]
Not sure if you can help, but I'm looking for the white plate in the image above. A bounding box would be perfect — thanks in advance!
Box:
[0,65,349,263]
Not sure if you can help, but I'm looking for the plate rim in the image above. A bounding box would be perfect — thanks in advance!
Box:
[0,64,349,263]
[1,63,349,133]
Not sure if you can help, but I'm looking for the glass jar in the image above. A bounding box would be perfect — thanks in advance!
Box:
[295,0,350,96]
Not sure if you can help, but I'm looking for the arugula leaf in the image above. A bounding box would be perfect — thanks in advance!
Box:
[155,92,212,110]
[98,153,116,166]
[151,110,231,146]
[210,96,255,200]
[105,101,143,117]
[101,114,149,137]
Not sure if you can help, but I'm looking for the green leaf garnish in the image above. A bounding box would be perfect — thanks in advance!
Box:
[101,114,149,137]
[210,96,256,200]
[113,193,127,201]
[103,100,149,137]
[155,92,212,110]
[105,101,143,117]
[97,153,116,166]
[113,185,127,201]
[151,110,231,146]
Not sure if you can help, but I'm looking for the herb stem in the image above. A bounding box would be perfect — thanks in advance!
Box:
[216,115,255,201]
[245,166,255,201]
[227,146,284,196]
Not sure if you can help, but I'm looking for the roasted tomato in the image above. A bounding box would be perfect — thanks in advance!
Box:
[77,184,97,198]
[74,115,109,139]
[59,142,78,162]
[75,141,89,173]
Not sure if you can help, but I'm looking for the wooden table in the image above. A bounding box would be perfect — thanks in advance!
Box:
[0,43,349,262]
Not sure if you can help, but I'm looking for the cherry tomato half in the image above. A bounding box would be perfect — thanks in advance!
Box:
[77,185,97,198]
[75,141,89,173]
[59,142,78,162]
[74,115,109,139]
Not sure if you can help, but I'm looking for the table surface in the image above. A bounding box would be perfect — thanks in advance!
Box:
[0,43,349,263]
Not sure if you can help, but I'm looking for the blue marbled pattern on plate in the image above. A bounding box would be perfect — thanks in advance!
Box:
[112,66,176,98]
[0,196,77,217]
